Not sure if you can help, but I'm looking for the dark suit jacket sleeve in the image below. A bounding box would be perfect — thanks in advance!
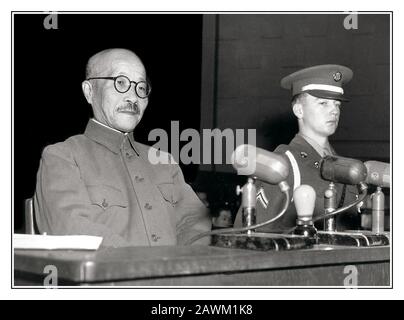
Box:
[34,144,130,247]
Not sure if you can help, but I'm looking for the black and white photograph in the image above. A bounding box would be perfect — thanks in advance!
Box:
[10,10,393,295]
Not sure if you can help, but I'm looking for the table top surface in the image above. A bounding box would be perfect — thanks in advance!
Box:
[14,243,390,284]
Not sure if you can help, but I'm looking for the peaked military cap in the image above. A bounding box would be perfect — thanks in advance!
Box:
[280,64,353,101]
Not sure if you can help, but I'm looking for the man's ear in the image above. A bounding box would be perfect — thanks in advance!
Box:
[82,80,93,104]
[292,103,303,119]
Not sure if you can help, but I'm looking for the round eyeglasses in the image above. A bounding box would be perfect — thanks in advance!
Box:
[86,75,151,99]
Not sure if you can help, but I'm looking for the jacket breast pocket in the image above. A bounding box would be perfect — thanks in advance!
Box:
[157,183,179,206]
[87,185,128,210]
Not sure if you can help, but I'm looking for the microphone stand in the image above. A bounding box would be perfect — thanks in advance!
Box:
[184,178,290,245]
[371,187,385,234]
[313,182,368,222]
[324,182,337,232]
[308,182,389,246]
[237,178,257,235]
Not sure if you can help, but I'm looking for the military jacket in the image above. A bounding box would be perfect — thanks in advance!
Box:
[34,119,211,247]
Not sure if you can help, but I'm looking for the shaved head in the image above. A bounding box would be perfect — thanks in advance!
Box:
[85,48,145,79]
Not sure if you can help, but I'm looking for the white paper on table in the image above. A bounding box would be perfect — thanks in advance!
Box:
[13,233,103,250]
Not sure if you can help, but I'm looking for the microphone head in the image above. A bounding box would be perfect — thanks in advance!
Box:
[294,185,316,221]
[320,155,367,185]
[364,161,390,188]
[231,144,289,185]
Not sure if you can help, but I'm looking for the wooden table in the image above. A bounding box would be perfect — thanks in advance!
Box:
[14,245,390,286]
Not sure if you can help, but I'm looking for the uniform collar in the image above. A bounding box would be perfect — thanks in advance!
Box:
[84,119,139,155]
[297,133,334,157]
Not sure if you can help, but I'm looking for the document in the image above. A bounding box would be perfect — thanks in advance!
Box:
[14,234,103,250]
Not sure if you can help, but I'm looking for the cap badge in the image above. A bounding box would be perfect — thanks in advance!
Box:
[333,72,342,82]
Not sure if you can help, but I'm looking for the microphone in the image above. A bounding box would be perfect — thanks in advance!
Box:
[231,144,289,185]
[294,185,316,222]
[320,155,367,185]
[293,185,317,243]
[364,161,390,188]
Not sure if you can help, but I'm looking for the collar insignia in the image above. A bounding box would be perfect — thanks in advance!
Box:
[256,187,269,209]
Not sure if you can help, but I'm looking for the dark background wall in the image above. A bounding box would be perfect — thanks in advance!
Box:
[200,14,390,174]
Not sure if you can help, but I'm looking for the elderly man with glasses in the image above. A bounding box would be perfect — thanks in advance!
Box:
[34,48,211,247]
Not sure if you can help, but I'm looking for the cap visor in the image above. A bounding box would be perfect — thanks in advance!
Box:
[306,90,349,102]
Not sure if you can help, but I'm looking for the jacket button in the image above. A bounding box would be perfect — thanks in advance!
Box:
[314,161,320,168]
[145,203,152,210]
[151,234,160,242]
[102,199,108,208]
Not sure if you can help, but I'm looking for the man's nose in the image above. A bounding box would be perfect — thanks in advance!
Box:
[125,85,140,103]
[330,102,340,115]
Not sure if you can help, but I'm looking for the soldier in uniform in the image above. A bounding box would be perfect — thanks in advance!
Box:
[235,65,361,231]
[34,48,211,247]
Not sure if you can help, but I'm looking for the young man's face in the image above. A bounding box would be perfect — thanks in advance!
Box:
[295,93,341,138]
